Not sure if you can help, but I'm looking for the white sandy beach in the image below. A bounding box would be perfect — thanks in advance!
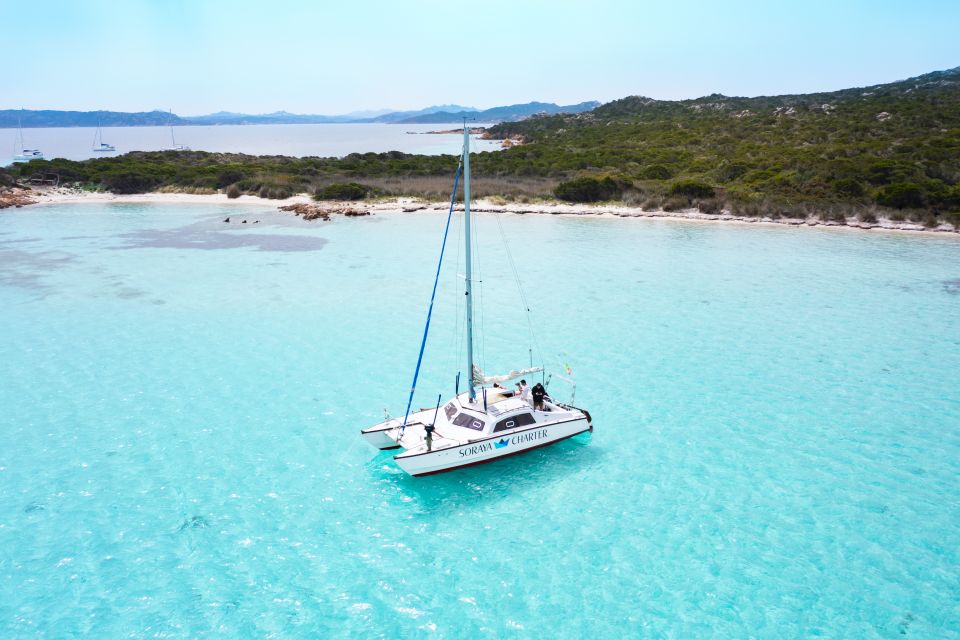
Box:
[5,186,959,235]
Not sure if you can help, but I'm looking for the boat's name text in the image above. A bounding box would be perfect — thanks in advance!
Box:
[458,429,549,457]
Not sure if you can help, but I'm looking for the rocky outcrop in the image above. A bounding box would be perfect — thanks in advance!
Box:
[0,188,37,209]
[278,202,370,221]
[279,203,330,220]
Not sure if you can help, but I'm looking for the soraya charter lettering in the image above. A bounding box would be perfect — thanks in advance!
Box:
[511,429,549,445]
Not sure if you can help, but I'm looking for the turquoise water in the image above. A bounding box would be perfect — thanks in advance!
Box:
[1,203,959,638]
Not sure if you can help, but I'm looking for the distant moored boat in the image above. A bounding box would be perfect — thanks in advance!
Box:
[92,117,116,152]
[167,108,190,151]
[12,108,44,163]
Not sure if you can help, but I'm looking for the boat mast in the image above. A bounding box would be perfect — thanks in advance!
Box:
[16,108,23,152]
[463,123,476,402]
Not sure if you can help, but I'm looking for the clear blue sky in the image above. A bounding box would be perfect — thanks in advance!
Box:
[3,0,958,115]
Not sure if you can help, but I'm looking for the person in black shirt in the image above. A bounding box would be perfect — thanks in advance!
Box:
[531,382,546,410]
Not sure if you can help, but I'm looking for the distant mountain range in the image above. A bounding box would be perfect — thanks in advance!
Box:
[0,101,600,128]
[389,101,600,124]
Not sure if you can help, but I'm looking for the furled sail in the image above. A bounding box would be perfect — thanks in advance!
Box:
[472,364,543,385]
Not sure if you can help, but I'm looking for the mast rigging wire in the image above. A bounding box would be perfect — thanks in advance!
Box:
[492,211,545,372]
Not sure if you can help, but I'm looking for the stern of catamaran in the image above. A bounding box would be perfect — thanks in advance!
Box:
[360,422,401,450]
[360,406,438,450]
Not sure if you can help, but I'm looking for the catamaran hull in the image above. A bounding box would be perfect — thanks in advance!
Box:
[361,427,401,450]
[394,417,590,477]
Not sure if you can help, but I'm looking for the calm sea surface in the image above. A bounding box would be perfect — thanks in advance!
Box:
[1,203,959,638]
[1,123,499,164]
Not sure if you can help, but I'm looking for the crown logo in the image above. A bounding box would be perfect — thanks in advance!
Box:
[495,438,510,449]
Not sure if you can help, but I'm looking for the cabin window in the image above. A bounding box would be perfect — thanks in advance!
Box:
[452,412,485,431]
[494,413,536,433]
[443,402,457,420]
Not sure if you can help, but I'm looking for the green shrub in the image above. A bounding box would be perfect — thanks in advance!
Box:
[554,176,620,202]
[779,203,809,219]
[191,176,218,190]
[99,171,162,194]
[947,186,960,211]
[867,160,916,186]
[716,162,749,183]
[640,197,661,211]
[315,182,370,200]
[662,196,690,212]
[217,170,245,189]
[669,180,714,200]
[832,178,865,198]
[639,164,672,180]
[258,185,292,199]
[741,169,777,185]
[621,188,646,205]
[822,209,848,223]
[876,183,925,209]
[732,200,762,217]
[696,198,723,214]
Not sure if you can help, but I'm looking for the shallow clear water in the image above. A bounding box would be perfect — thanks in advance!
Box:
[1,203,959,638]
[1,123,500,164]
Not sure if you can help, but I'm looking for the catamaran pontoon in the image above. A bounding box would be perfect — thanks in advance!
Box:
[361,125,592,476]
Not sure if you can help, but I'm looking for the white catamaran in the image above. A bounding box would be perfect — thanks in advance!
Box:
[12,108,43,163]
[92,117,116,152]
[167,109,190,151]
[361,125,593,477]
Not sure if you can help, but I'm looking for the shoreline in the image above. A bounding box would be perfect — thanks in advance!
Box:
[5,187,959,236]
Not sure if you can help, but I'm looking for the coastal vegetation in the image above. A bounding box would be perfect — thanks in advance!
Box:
[488,66,960,226]
[5,67,960,226]
[314,182,370,200]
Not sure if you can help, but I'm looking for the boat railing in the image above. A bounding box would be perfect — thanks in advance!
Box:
[556,402,592,423]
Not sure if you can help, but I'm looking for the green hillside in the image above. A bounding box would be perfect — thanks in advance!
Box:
[482,67,960,222]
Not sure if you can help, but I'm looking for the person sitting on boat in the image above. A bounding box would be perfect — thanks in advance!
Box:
[493,381,515,397]
[517,380,531,405]
[532,382,547,411]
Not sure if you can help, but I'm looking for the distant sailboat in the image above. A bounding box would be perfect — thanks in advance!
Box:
[167,109,190,151]
[92,117,116,152]
[12,108,43,163]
